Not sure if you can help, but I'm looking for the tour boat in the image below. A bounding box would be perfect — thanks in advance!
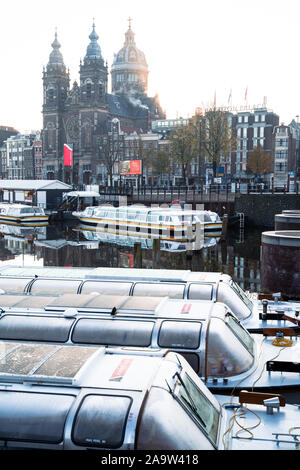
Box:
[0,204,49,226]
[0,265,299,333]
[0,340,297,450]
[72,204,222,241]
[0,294,300,404]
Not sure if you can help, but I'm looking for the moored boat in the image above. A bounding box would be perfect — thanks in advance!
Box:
[0,265,299,332]
[72,204,222,241]
[0,204,49,226]
[0,293,300,402]
[0,340,297,450]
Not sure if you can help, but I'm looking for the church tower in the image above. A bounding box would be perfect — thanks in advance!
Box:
[42,31,69,179]
[111,18,149,97]
[79,21,108,106]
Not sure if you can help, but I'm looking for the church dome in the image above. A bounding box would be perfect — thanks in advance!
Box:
[112,20,148,73]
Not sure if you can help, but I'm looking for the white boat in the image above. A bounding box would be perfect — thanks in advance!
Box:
[0,294,300,403]
[0,204,49,226]
[0,340,297,450]
[72,204,222,241]
[0,265,299,333]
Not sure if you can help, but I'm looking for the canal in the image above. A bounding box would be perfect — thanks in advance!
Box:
[0,222,264,294]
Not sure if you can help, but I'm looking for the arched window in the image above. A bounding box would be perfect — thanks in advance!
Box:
[86,83,92,99]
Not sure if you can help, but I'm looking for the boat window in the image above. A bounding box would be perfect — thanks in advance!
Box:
[206,317,254,377]
[188,283,213,300]
[147,213,159,223]
[0,315,74,342]
[178,352,200,373]
[229,279,253,311]
[127,210,137,221]
[84,208,94,217]
[0,277,32,293]
[20,207,34,214]
[175,372,220,446]
[0,391,75,444]
[133,282,185,299]
[30,279,81,294]
[96,209,105,217]
[225,313,254,355]
[116,210,126,220]
[158,321,201,349]
[72,395,132,448]
[81,281,132,296]
[72,319,154,346]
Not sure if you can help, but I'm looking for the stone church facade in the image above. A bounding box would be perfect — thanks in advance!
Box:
[42,21,165,185]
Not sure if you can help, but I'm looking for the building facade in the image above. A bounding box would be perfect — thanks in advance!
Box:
[2,133,36,180]
[42,21,165,185]
[233,107,279,180]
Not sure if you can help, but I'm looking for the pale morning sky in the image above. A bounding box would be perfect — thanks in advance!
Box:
[1,0,299,133]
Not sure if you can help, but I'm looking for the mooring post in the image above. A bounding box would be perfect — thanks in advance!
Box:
[221,214,228,240]
[134,243,142,268]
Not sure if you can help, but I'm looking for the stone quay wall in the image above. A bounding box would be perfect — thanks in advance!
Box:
[234,194,300,228]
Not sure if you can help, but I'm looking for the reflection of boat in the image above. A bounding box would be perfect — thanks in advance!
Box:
[73,224,220,252]
[0,204,49,226]
[1,294,300,404]
[72,205,221,241]
[0,224,47,241]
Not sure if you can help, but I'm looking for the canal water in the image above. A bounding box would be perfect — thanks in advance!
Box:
[0,222,264,294]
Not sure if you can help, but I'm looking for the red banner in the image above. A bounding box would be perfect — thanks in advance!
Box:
[64,143,73,166]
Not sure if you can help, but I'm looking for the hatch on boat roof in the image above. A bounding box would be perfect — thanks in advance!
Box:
[46,294,164,314]
[0,343,100,385]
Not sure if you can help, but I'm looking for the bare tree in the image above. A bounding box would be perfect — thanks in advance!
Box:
[169,123,198,183]
[247,143,272,179]
[98,120,124,186]
[192,109,236,179]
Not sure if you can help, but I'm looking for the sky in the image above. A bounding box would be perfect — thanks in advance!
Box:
[1,0,300,133]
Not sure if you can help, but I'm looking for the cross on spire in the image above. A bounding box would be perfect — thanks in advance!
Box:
[128,16,132,29]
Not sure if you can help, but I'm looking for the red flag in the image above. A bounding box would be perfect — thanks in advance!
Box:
[64,143,73,166]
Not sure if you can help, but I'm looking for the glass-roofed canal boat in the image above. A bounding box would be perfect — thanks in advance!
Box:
[0,265,299,333]
[0,292,299,404]
[0,342,299,450]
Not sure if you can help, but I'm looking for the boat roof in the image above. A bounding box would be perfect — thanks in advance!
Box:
[0,265,228,283]
[0,293,225,319]
[65,191,100,198]
[0,341,169,390]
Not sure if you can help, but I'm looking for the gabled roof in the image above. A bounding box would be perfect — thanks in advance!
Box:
[0,180,71,190]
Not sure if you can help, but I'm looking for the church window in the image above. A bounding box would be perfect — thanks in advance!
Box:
[86,83,92,98]
[47,88,54,102]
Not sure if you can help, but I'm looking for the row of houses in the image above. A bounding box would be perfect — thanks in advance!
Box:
[1,106,299,188]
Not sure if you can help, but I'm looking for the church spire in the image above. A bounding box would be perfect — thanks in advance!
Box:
[47,29,65,69]
[124,17,135,46]
[84,20,102,60]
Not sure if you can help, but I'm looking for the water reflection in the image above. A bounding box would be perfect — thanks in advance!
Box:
[0,222,262,293]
